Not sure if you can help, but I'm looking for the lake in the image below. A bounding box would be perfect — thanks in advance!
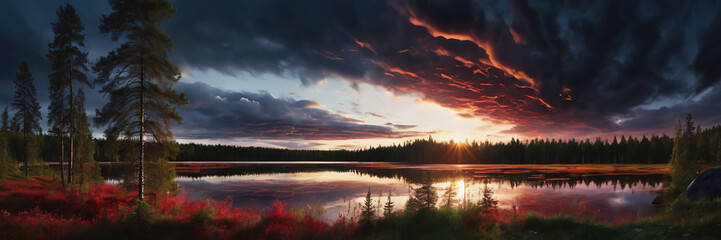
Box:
[169,162,668,223]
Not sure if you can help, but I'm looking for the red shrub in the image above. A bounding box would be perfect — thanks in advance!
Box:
[0,178,361,239]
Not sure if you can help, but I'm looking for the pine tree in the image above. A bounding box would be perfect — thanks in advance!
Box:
[47,3,90,185]
[94,0,187,200]
[12,62,42,177]
[383,191,394,217]
[360,188,375,225]
[478,185,498,215]
[406,175,438,212]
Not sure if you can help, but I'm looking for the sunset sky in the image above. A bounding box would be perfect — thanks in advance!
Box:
[2,0,721,149]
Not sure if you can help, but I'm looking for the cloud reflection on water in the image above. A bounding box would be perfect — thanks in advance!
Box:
[175,167,663,222]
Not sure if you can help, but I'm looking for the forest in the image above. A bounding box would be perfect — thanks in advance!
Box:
[3,110,721,174]
[1,0,721,239]
[174,117,721,165]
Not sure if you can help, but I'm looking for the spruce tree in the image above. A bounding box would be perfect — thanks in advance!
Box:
[94,0,187,200]
[383,191,394,217]
[360,188,375,225]
[12,62,42,177]
[48,3,90,185]
[478,185,498,215]
[406,175,438,212]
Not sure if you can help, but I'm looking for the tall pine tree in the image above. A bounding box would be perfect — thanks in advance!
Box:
[48,3,90,186]
[12,62,42,177]
[94,0,187,200]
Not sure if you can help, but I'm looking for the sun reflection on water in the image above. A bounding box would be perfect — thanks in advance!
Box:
[174,163,666,223]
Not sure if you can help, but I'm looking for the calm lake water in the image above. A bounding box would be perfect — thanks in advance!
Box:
[170,162,668,222]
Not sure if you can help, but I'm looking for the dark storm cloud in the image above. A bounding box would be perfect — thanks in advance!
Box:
[167,0,385,85]
[0,1,112,132]
[693,7,721,92]
[392,0,717,135]
[0,1,52,105]
[160,0,721,136]
[2,0,721,140]
[174,82,430,140]
[618,86,721,135]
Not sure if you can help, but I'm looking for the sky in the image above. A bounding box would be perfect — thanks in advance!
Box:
[1,0,721,150]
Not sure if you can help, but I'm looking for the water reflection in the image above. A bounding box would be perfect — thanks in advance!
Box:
[173,163,668,222]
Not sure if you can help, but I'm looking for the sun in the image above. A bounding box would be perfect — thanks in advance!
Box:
[448,132,470,143]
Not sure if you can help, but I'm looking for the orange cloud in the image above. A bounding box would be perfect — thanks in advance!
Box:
[354,39,377,55]
[407,12,537,88]
[388,67,420,78]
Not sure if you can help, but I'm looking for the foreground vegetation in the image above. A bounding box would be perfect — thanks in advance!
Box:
[0,176,719,240]
[0,113,716,239]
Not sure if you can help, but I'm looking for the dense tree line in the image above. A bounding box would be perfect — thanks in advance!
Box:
[356,134,677,164]
[3,107,719,179]
[173,123,721,164]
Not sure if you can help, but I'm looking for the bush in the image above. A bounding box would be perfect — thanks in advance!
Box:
[190,205,215,228]
[129,200,157,227]
[0,147,18,178]
[521,213,622,239]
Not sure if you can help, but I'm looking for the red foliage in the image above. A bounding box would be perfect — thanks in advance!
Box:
[0,177,136,222]
[0,178,360,239]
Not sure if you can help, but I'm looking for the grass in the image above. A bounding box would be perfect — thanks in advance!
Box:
[0,177,720,239]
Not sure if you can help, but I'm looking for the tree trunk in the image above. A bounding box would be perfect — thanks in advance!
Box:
[60,121,65,190]
[138,54,145,201]
[24,132,28,177]
[80,160,84,189]
[69,57,73,184]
